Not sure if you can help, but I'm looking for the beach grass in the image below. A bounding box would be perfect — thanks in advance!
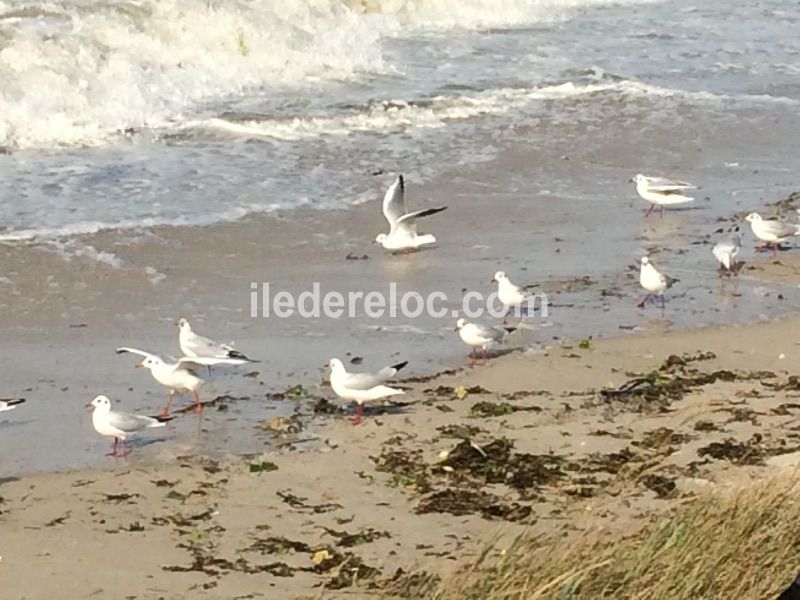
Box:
[430,475,800,599]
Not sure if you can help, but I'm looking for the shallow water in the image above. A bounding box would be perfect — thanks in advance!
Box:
[2,0,800,475]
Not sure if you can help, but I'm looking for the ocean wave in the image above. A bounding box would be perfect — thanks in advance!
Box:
[0,202,283,242]
[0,0,655,149]
[175,76,800,142]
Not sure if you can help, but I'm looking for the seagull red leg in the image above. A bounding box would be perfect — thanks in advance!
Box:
[349,403,363,425]
[106,437,118,457]
[161,391,175,417]
[193,389,203,413]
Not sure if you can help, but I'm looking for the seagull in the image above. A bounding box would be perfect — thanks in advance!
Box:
[637,256,677,311]
[0,398,25,413]
[455,318,516,364]
[87,394,171,457]
[328,358,406,425]
[178,318,257,375]
[116,347,205,415]
[374,175,447,252]
[631,174,695,217]
[745,212,800,256]
[490,271,529,322]
[712,231,741,276]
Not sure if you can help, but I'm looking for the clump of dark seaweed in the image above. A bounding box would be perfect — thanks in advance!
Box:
[416,489,532,522]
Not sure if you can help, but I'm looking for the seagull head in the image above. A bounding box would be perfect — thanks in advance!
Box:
[374,233,387,245]
[137,356,160,370]
[177,317,191,331]
[640,256,651,266]
[745,212,762,223]
[328,358,344,372]
[630,173,645,184]
[455,318,468,331]
[491,271,506,283]
[88,394,111,412]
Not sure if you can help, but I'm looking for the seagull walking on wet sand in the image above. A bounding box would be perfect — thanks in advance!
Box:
[631,174,695,217]
[712,232,741,276]
[328,358,406,425]
[0,398,25,413]
[178,318,257,375]
[87,395,171,457]
[374,175,447,252]
[455,318,516,365]
[116,347,205,415]
[637,256,676,312]
[491,271,532,323]
[745,212,800,256]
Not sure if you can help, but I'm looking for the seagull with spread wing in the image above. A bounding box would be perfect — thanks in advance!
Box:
[116,347,206,415]
[374,175,447,252]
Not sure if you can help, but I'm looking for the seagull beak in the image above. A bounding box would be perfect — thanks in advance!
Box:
[490,278,497,283]
[85,403,94,412]
[135,362,144,369]
[628,177,635,183]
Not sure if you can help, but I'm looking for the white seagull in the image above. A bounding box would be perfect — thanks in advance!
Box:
[455,318,516,364]
[637,256,676,311]
[631,174,695,217]
[328,358,406,424]
[178,318,256,373]
[0,398,25,413]
[490,271,530,322]
[116,347,205,415]
[745,212,800,256]
[712,232,741,275]
[374,175,447,252]
[87,394,171,457]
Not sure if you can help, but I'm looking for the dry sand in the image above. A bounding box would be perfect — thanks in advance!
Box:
[4,303,800,598]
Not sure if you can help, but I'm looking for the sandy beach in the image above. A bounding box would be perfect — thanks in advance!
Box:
[2,1,800,597]
[5,299,800,597]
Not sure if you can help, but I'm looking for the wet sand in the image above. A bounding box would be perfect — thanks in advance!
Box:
[4,312,800,597]
[3,121,800,474]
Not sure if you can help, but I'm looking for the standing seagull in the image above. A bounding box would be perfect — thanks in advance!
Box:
[637,256,676,312]
[455,318,516,365]
[178,318,256,375]
[87,395,171,457]
[0,398,25,413]
[374,175,447,252]
[491,271,529,322]
[712,232,741,276]
[745,212,800,256]
[631,174,695,217]
[116,347,205,415]
[328,358,406,425]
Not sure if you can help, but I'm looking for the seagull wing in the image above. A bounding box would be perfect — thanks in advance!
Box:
[382,175,406,227]
[472,323,507,342]
[764,220,800,239]
[108,410,161,433]
[0,398,25,412]
[644,176,695,191]
[116,347,159,360]
[391,206,448,235]
[184,331,228,357]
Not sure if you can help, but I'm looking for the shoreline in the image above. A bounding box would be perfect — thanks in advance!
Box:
[5,311,800,596]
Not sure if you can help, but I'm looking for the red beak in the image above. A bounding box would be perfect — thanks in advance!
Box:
[86,403,94,412]
[135,362,144,369]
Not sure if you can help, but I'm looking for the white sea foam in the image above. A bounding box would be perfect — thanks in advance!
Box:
[176,78,800,142]
[0,0,656,149]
